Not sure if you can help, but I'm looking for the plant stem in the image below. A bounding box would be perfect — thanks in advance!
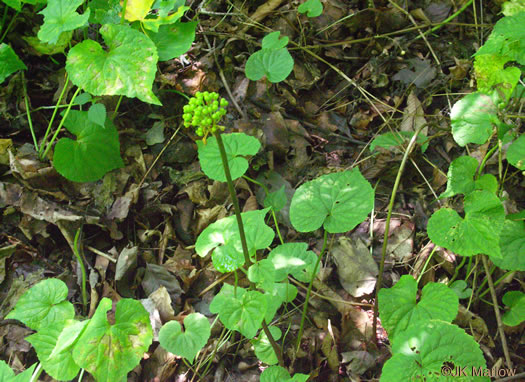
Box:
[480,255,513,368]
[41,87,81,160]
[39,74,70,157]
[213,131,284,367]
[372,123,426,341]
[112,94,124,120]
[30,363,43,382]
[73,228,88,315]
[214,132,251,266]
[0,10,18,44]
[296,229,328,351]
[21,73,39,152]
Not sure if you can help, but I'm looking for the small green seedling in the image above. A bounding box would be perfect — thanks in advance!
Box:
[501,291,525,326]
[245,31,294,83]
[298,0,323,18]
[158,313,211,362]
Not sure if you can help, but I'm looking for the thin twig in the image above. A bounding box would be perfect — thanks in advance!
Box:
[481,255,513,368]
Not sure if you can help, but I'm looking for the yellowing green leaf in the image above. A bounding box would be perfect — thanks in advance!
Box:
[123,0,155,21]
[66,24,161,105]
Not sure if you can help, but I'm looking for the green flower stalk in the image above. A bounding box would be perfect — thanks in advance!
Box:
[182,91,228,143]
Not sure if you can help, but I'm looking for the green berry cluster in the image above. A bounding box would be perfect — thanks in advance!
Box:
[182,91,229,139]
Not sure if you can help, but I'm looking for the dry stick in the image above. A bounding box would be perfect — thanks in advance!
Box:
[372,122,427,341]
[480,255,513,368]
[240,0,285,33]
[214,132,285,368]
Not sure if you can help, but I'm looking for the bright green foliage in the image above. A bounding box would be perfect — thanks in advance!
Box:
[370,131,428,153]
[264,185,287,212]
[298,0,323,17]
[123,0,155,21]
[158,313,211,362]
[66,24,161,105]
[251,326,282,365]
[0,361,35,382]
[440,156,498,198]
[378,275,458,341]
[142,5,189,32]
[88,103,106,127]
[248,258,277,290]
[7,278,74,331]
[427,190,505,258]
[53,110,124,182]
[260,366,310,382]
[507,134,525,170]
[502,0,525,16]
[183,91,229,139]
[450,92,498,146]
[245,31,294,83]
[267,242,318,282]
[28,320,87,380]
[195,209,274,272]
[502,291,525,326]
[476,12,525,65]
[263,282,297,322]
[493,219,525,270]
[0,43,26,83]
[474,54,521,103]
[197,133,261,182]
[72,298,153,382]
[380,320,489,382]
[289,169,374,233]
[449,280,472,299]
[37,0,90,44]
[209,285,267,339]
[149,21,197,61]
[88,0,122,24]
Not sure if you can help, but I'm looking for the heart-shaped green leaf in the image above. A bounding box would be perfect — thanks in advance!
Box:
[209,285,267,339]
[502,291,525,326]
[380,320,489,382]
[492,219,525,270]
[474,54,521,104]
[0,43,26,83]
[263,282,297,322]
[251,326,281,365]
[245,48,294,83]
[149,21,197,61]
[195,209,274,272]
[88,103,106,127]
[123,0,154,21]
[451,92,498,146]
[66,24,161,105]
[248,258,277,290]
[7,278,74,331]
[72,298,153,382]
[298,0,323,17]
[378,275,458,341]
[261,31,289,50]
[158,313,211,362]
[53,110,124,182]
[37,0,90,44]
[28,320,87,381]
[440,156,499,198]
[289,169,374,233]
[449,280,472,299]
[197,133,261,182]
[267,242,318,282]
[263,185,287,212]
[427,190,505,258]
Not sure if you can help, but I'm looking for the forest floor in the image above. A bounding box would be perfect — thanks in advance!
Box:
[1,0,524,381]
